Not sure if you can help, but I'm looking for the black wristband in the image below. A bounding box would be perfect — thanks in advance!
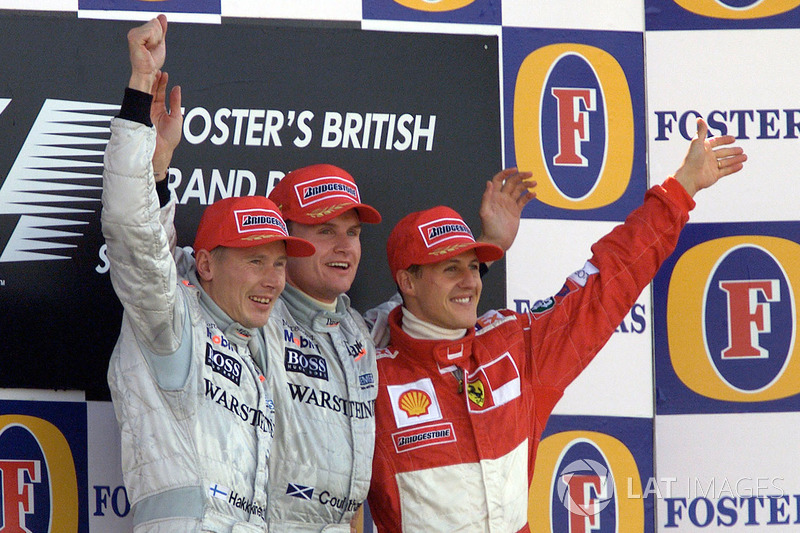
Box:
[118,87,153,126]
[155,176,171,208]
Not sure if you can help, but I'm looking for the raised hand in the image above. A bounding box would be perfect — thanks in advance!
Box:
[477,167,537,253]
[150,71,182,181]
[673,118,747,197]
[127,14,168,93]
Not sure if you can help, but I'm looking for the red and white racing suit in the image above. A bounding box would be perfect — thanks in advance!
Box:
[366,178,694,532]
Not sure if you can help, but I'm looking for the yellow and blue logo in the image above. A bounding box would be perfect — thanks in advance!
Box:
[362,0,499,24]
[645,0,800,29]
[654,223,800,413]
[0,401,88,532]
[530,417,653,533]
[503,28,646,221]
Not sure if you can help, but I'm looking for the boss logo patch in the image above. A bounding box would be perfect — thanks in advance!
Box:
[285,348,329,381]
[205,344,242,385]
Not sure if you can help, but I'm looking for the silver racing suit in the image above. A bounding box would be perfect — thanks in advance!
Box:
[264,285,378,532]
[102,102,280,532]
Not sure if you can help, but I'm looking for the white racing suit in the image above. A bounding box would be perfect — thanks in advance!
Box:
[102,97,279,532]
[264,285,378,532]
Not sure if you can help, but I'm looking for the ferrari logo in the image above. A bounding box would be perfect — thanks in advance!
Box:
[468,379,485,407]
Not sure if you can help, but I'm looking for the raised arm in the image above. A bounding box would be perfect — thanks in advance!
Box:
[102,15,184,356]
[528,122,747,389]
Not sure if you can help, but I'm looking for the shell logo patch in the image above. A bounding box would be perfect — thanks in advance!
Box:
[399,390,432,417]
[388,378,443,429]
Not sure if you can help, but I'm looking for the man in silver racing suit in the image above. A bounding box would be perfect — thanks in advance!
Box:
[102,15,314,532]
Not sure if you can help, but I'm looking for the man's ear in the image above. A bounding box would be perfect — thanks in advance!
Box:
[396,269,416,297]
[195,249,213,282]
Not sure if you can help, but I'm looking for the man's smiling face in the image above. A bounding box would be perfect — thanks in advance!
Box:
[285,209,362,303]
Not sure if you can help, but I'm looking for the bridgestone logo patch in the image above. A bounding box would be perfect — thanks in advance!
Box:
[419,217,474,249]
[392,422,456,453]
[234,207,288,235]
[295,176,360,207]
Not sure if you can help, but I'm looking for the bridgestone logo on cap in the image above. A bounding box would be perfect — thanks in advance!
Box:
[295,176,360,207]
[419,218,474,249]
[235,208,288,235]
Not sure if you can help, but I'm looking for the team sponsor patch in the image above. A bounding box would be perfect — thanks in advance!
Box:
[418,217,475,249]
[359,373,375,389]
[467,379,485,407]
[205,344,242,385]
[283,328,320,351]
[204,379,275,436]
[285,347,329,381]
[287,483,314,500]
[568,260,599,287]
[388,378,443,428]
[234,207,288,236]
[294,176,360,207]
[287,383,376,419]
[392,422,456,453]
[347,340,367,360]
[529,297,556,316]
[467,353,521,413]
[530,269,587,319]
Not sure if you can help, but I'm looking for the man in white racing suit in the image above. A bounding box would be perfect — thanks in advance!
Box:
[102,15,315,532]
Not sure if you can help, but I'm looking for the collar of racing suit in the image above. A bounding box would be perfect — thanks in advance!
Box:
[279,283,353,332]
[387,305,481,375]
[400,306,467,341]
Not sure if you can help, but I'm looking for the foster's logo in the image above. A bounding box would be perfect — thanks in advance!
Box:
[513,42,634,211]
[667,235,800,403]
[530,430,645,532]
[672,0,800,19]
[0,414,80,531]
[391,0,476,12]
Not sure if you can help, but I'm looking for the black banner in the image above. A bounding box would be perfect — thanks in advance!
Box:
[0,12,502,398]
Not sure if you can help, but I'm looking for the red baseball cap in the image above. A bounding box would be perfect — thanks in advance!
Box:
[269,164,382,225]
[193,196,315,257]
[386,206,503,280]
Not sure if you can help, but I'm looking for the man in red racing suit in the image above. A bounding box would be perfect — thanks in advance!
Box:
[366,119,747,532]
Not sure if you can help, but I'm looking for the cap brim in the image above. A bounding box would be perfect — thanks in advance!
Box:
[284,236,316,257]
[353,204,382,224]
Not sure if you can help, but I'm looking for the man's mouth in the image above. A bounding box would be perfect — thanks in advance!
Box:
[250,296,272,305]
[326,262,350,270]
